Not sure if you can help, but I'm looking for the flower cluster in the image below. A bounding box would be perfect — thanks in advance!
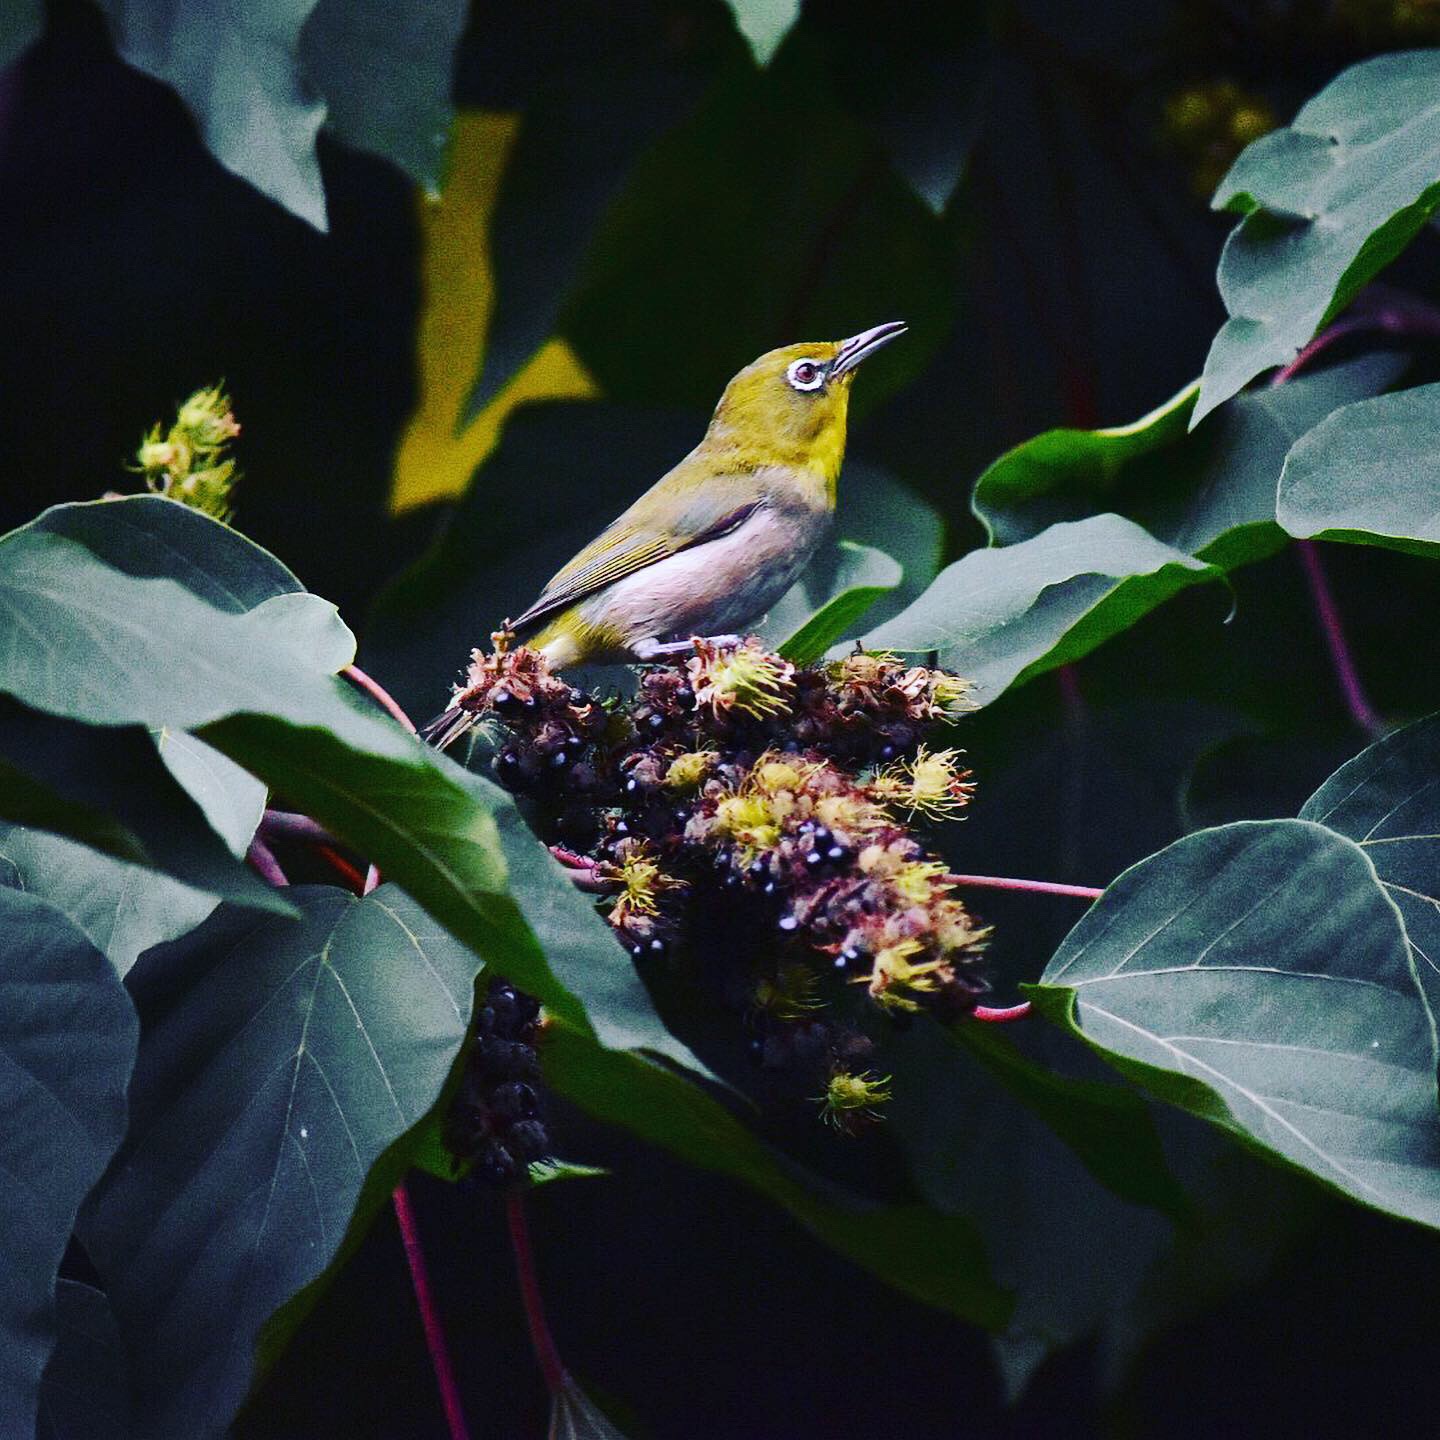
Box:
[133,384,242,522]
[442,978,554,1189]
[445,634,988,1130]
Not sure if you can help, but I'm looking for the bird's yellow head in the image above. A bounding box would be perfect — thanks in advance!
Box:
[703,321,907,500]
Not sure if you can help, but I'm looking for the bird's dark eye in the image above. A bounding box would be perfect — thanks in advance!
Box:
[786,358,825,392]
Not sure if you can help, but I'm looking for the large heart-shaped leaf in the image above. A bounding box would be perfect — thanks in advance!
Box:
[859,514,1219,706]
[1034,819,1440,1227]
[36,1282,131,1440]
[1301,713,1440,1021]
[94,0,468,228]
[0,503,700,1070]
[0,889,137,1436]
[975,355,1404,568]
[541,1021,1011,1330]
[0,700,287,917]
[1194,51,1440,425]
[78,885,480,1440]
[1277,381,1440,558]
[0,823,219,978]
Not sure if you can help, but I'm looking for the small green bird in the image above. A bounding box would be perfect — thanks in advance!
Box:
[424,321,906,747]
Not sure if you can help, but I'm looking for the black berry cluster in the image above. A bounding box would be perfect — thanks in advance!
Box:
[442,977,553,1188]
[443,635,990,1131]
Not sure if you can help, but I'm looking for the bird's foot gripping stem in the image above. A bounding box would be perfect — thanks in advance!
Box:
[633,634,743,660]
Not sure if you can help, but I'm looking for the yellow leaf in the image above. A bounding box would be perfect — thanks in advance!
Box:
[390,111,597,515]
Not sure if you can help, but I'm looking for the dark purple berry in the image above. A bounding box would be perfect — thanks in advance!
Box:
[778,914,799,932]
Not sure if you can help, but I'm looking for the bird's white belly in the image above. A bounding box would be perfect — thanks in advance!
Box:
[582,505,823,644]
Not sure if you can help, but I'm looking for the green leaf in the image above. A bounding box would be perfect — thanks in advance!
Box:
[1035,819,1440,1228]
[23,497,302,609]
[975,356,1404,568]
[0,823,219,978]
[859,515,1220,707]
[0,507,700,1067]
[78,886,482,1440]
[771,541,903,665]
[37,1282,131,1440]
[528,1158,611,1188]
[1301,712,1440,1021]
[974,380,1198,546]
[298,0,468,195]
[94,0,467,228]
[723,0,800,65]
[1194,51,1440,425]
[0,889,138,1436]
[886,1019,1174,1398]
[1277,381,1440,557]
[0,2,42,69]
[561,53,951,414]
[541,1022,1012,1329]
[0,701,289,918]
[153,728,265,858]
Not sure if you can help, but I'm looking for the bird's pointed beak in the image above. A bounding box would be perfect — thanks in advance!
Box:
[830,320,908,376]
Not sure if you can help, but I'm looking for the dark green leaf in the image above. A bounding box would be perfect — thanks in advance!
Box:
[0,701,289,918]
[770,540,902,665]
[22,497,301,610]
[36,1282,131,1440]
[561,54,950,414]
[153,728,266,858]
[1195,52,1440,425]
[976,356,1404,568]
[1301,712,1440,1021]
[886,1019,1173,1398]
[1035,820,1440,1227]
[860,514,1220,706]
[94,0,467,227]
[0,889,137,1435]
[299,0,468,194]
[0,823,219,978]
[542,1022,1012,1329]
[723,0,800,64]
[1278,381,1440,557]
[1,2,42,69]
[78,886,481,1440]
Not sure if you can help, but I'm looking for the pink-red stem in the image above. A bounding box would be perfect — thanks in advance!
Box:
[506,1190,566,1397]
[393,1181,471,1440]
[246,835,289,887]
[949,873,1104,900]
[342,663,418,733]
[1294,539,1385,740]
[972,1002,1034,1023]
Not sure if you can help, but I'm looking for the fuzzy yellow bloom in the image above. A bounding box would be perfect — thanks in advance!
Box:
[664,750,719,791]
[818,1069,894,1130]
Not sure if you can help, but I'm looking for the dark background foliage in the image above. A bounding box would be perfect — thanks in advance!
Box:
[7,1,1440,1436]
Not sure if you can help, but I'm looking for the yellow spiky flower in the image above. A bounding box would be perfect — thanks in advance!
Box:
[664,750,719,792]
[134,384,242,523]
[609,844,685,926]
[871,745,975,820]
[688,637,795,719]
[817,1069,894,1131]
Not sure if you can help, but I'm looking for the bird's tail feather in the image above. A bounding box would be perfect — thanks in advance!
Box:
[419,704,477,752]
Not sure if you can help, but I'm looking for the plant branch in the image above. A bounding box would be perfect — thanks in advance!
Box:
[1294,539,1385,739]
[972,1002,1033,1023]
[949,873,1104,900]
[258,809,336,845]
[342,662,418,734]
[506,1189,566,1397]
[245,835,289,887]
[393,1180,471,1440]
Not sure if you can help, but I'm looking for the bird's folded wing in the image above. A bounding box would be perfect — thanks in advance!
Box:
[510,497,760,633]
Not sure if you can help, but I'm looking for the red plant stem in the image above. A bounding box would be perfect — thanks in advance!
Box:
[341,662,418,733]
[948,873,1104,900]
[1294,539,1385,739]
[393,1181,471,1440]
[506,1190,566,1397]
[316,843,367,894]
[972,1002,1033,1023]
[246,835,289,887]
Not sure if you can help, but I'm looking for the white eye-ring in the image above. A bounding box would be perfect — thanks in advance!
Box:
[786,358,826,392]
